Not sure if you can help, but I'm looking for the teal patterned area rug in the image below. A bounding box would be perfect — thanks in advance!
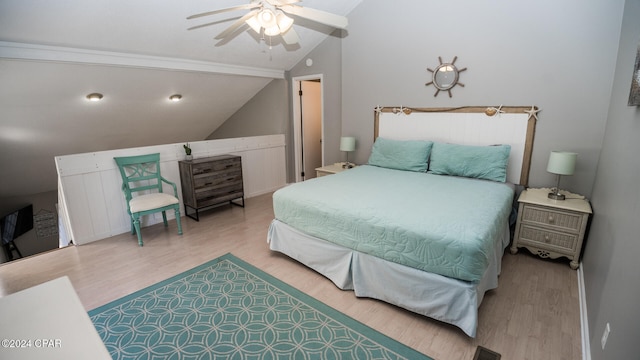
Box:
[89,253,433,360]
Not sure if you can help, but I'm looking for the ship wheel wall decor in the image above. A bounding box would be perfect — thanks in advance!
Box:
[426,56,467,97]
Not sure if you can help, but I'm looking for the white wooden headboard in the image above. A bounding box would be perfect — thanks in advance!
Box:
[374,106,537,186]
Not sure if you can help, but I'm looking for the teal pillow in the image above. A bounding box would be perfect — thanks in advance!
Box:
[367,137,433,172]
[429,142,511,182]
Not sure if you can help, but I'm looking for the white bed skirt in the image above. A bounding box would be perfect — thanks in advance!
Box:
[267,219,510,337]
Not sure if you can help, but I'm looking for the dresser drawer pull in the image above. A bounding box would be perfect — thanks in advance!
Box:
[548,216,554,223]
[225,164,234,168]
[544,235,550,243]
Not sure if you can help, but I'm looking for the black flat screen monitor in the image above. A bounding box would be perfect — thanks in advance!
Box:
[1,204,34,245]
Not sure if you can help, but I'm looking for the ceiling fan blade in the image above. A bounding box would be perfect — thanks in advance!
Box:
[187,4,257,20]
[281,27,299,45]
[267,0,301,6]
[214,10,258,40]
[280,5,348,29]
[188,19,227,31]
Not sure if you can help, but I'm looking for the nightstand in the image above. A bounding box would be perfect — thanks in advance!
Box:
[315,163,355,177]
[510,188,592,269]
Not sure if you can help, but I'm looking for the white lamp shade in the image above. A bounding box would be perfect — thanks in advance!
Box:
[245,15,261,33]
[258,9,277,28]
[246,10,293,36]
[276,12,294,33]
[340,137,356,152]
[547,151,577,175]
[264,25,280,36]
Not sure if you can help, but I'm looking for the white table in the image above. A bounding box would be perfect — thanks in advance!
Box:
[315,163,356,177]
[511,188,592,269]
[0,276,111,360]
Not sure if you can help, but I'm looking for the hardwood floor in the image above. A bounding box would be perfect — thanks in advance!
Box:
[0,192,582,360]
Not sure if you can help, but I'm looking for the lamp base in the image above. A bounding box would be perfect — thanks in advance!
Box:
[342,162,354,169]
[548,174,566,200]
[548,191,566,200]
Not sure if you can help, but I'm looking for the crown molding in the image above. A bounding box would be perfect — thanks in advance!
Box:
[0,41,284,79]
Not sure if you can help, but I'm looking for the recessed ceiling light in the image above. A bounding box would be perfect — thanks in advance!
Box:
[169,94,182,102]
[86,93,103,101]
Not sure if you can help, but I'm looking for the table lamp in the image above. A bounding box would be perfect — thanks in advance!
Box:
[546,151,577,200]
[340,137,356,168]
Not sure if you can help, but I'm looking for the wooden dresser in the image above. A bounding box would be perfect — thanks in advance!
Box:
[510,188,592,269]
[179,155,244,221]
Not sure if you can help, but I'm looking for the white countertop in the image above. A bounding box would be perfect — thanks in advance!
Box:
[519,187,592,214]
[0,276,111,360]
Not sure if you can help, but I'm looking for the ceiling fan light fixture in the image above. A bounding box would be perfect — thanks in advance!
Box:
[276,12,294,33]
[169,94,182,102]
[86,93,103,101]
[246,14,262,33]
[258,9,277,29]
[246,9,293,36]
[264,25,281,37]
[187,1,348,47]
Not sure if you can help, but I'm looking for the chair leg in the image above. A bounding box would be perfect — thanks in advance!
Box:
[175,207,183,235]
[130,217,135,235]
[132,215,143,246]
[162,211,168,227]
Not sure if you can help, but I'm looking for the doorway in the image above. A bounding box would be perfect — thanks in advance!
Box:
[292,76,324,182]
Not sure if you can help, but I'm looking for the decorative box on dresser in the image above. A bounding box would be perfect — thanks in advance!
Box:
[179,155,244,221]
[511,188,592,269]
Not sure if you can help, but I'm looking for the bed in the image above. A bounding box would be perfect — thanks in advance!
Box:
[268,106,537,337]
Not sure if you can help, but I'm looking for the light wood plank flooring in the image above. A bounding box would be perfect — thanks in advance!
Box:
[0,192,582,360]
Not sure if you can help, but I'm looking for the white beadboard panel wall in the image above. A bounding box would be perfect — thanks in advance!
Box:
[55,135,286,245]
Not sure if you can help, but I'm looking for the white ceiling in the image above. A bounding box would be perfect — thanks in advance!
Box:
[0,0,360,69]
[0,0,361,197]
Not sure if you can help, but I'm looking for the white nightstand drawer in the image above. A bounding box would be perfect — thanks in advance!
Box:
[521,205,584,233]
[518,224,579,253]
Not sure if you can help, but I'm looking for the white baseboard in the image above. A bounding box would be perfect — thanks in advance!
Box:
[578,263,591,360]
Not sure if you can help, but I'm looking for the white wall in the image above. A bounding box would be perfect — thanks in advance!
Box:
[288,31,343,181]
[207,80,289,140]
[341,0,625,198]
[583,0,640,358]
[56,135,286,245]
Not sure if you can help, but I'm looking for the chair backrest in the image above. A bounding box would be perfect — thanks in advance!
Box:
[114,153,164,203]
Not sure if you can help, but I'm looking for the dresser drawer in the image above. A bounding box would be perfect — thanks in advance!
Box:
[518,224,578,254]
[193,170,242,190]
[196,189,244,208]
[194,180,243,200]
[192,158,241,175]
[520,205,583,233]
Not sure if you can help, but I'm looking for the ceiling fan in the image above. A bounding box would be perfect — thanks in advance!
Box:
[187,0,348,46]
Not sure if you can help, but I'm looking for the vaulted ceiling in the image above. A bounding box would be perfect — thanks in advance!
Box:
[0,0,361,197]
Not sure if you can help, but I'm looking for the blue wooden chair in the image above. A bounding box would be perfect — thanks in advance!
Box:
[114,153,183,246]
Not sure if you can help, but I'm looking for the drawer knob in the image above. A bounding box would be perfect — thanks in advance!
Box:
[548,216,554,223]
[544,235,550,243]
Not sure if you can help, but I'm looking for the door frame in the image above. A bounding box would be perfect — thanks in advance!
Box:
[292,74,325,183]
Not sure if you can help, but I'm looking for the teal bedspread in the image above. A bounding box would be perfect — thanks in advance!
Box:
[272,165,514,282]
